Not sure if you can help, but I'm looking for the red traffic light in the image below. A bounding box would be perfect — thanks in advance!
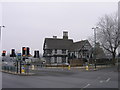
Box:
[2,50,6,53]
[23,47,27,50]
[2,50,6,56]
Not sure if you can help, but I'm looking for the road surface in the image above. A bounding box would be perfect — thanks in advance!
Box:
[2,66,119,88]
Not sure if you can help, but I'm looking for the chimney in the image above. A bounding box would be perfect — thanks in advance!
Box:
[53,36,57,39]
[63,31,68,39]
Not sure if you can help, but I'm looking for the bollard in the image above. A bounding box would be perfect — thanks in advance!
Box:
[31,65,35,70]
[21,66,25,74]
[86,66,88,71]
[68,65,71,70]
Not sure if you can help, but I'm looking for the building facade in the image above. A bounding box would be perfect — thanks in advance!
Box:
[43,31,92,64]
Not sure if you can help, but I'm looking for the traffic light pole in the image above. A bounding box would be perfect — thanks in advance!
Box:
[16,60,18,73]
[20,61,22,74]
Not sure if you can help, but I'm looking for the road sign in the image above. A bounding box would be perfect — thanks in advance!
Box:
[17,53,21,56]
[17,53,22,60]
[22,66,25,73]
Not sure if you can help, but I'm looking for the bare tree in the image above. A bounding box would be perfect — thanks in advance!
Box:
[97,13,120,65]
[88,36,94,46]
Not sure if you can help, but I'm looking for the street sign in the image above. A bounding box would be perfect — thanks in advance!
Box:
[17,53,21,56]
[17,53,22,60]
[22,67,24,69]
[22,66,25,73]
[21,62,24,65]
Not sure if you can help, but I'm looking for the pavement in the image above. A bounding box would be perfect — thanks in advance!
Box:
[2,66,119,88]
[1,70,35,76]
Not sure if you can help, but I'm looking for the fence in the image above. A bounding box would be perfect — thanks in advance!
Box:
[2,65,31,74]
[2,65,16,72]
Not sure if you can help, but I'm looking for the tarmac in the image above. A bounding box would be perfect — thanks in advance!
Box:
[2,66,118,88]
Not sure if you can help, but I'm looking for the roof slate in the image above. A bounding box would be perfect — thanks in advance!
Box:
[70,40,92,51]
[44,38,73,50]
[44,38,92,52]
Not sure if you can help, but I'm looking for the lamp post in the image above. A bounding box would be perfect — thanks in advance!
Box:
[92,27,98,70]
[0,26,5,40]
[0,25,5,73]
[0,25,5,57]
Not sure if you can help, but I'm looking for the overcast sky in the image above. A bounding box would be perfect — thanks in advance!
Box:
[1,2,118,55]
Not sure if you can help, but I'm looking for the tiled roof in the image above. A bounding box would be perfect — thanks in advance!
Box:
[70,40,92,51]
[44,38,73,50]
[43,38,92,51]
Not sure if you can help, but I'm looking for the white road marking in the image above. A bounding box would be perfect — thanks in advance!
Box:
[99,80,103,83]
[83,84,91,88]
[99,78,111,83]
[106,78,111,82]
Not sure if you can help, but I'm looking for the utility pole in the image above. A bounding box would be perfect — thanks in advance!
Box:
[92,27,98,70]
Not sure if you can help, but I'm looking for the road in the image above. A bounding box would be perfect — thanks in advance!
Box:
[2,66,119,88]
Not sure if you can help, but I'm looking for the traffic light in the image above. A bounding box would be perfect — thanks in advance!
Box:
[10,49,16,57]
[37,51,40,58]
[34,50,40,58]
[2,50,6,56]
[23,57,25,61]
[22,47,31,56]
[34,51,37,58]
[22,47,26,56]
[26,47,30,56]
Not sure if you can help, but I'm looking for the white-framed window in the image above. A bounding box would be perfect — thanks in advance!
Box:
[62,56,66,63]
[55,49,57,54]
[54,57,57,63]
[62,49,66,54]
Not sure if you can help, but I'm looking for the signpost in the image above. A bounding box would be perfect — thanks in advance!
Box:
[16,61,19,73]
[16,53,22,74]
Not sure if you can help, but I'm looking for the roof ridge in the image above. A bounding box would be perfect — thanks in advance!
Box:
[45,38,73,41]
[74,40,88,43]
